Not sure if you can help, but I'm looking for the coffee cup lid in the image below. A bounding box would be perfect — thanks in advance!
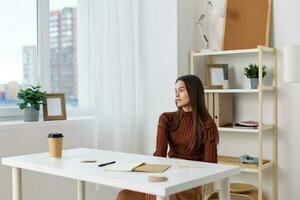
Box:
[48,133,64,138]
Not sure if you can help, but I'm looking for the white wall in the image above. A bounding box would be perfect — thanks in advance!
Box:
[177,0,201,76]
[140,0,178,155]
[273,0,300,200]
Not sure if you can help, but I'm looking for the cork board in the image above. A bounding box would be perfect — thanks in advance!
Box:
[222,0,271,50]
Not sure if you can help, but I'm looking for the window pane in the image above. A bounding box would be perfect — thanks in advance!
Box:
[0,1,37,106]
[49,0,78,107]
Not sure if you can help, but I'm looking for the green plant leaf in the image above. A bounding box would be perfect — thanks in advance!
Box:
[33,104,40,111]
[243,63,267,78]
[16,85,46,110]
[18,103,27,110]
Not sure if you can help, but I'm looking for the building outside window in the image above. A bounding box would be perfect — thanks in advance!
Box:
[49,4,78,106]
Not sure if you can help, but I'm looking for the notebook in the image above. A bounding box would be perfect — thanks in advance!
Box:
[134,164,171,173]
[103,161,145,172]
[103,161,171,173]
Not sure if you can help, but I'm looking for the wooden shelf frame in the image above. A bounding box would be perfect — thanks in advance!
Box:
[190,46,278,200]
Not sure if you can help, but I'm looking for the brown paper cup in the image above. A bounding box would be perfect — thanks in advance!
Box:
[48,133,63,158]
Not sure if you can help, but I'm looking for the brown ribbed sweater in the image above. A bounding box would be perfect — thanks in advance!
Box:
[145,111,218,200]
[153,111,218,162]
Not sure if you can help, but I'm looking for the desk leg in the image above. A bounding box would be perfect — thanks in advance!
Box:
[156,196,169,200]
[12,167,22,200]
[219,178,229,200]
[77,180,85,200]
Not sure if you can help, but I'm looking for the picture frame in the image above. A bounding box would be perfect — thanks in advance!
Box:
[43,93,67,121]
[207,64,228,89]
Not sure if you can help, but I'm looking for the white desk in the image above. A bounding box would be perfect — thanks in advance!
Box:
[2,148,240,200]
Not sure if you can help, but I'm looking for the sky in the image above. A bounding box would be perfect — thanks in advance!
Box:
[0,0,77,84]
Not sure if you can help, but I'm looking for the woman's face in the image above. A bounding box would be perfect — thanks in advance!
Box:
[175,80,191,111]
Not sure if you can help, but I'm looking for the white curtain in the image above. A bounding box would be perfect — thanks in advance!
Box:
[89,0,142,153]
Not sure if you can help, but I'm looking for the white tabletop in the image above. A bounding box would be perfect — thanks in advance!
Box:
[2,148,240,196]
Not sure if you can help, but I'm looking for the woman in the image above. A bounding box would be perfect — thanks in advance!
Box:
[116,75,219,200]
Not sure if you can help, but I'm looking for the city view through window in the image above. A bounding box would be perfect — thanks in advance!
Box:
[0,1,78,108]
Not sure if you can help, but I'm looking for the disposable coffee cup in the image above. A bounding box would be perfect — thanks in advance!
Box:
[48,133,63,158]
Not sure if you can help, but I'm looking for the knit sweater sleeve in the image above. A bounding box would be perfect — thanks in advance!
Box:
[145,194,156,200]
[153,113,170,157]
[203,119,219,163]
[146,113,171,200]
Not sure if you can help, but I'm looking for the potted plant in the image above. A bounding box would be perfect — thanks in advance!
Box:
[243,64,267,89]
[17,85,46,122]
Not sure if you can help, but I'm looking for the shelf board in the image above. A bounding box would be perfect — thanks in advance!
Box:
[192,47,274,56]
[205,89,257,93]
[218,155,273,173]
[204,87,274,93]
[218,127,258,133]
[218,124,274,133]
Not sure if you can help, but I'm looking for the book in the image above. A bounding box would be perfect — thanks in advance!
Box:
[103,161,171,173]
[234,125,257,129]
[236,120,258,127]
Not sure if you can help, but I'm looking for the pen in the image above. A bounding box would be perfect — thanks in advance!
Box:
[98,161,116,167]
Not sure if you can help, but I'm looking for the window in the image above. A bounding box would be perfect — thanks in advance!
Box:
[0,1,37,108]
[0,0,91,119]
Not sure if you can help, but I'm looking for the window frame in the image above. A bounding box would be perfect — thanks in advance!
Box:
[0,0,92,120]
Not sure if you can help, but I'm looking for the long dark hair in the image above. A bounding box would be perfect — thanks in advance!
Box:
[172,75,216,150]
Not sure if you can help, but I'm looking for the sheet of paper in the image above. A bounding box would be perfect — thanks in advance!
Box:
[211,68,224,85]
[47,98,62,116]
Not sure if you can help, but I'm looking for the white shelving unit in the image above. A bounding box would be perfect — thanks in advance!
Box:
[190,46,277,200]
